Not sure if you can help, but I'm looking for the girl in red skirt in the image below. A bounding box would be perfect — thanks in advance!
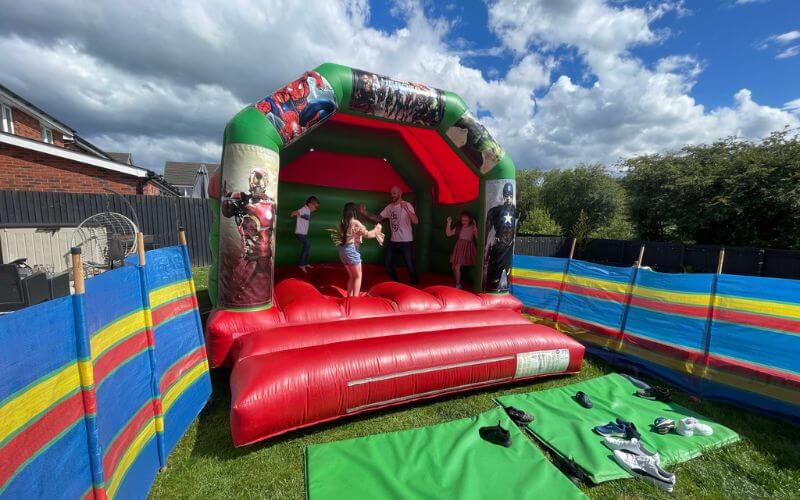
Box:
[445,211,478,289]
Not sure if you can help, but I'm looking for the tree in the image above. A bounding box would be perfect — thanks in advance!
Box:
[540,163,629,237]
[515,168,545,228]
[622,129,800,249]
[517,207,562,235]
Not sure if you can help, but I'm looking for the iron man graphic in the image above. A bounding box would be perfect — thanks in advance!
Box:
[220,168,275,306]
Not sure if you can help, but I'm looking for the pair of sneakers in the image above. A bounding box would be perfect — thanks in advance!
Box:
[604,437,676,493]
[593,417,641,440]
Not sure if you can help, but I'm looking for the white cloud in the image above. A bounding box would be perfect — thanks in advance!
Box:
[0,0,796,172]
[785,98,800,115]
[777,45,800,59]
[775,30,800,44]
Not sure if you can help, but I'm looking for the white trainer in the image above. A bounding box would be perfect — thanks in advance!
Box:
[602,436,660,461]
[677,417,713,436]
[613,449,676,493]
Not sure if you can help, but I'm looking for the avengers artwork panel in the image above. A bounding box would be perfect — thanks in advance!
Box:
[350,69,445,127]
[446,111,504,174]
[483,179,516,293]
[255,71,337,145]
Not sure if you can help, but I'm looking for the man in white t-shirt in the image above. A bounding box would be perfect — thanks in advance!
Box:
[360,186,419,284]
[291,195,320,272]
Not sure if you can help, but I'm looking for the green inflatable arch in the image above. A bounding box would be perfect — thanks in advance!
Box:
[208,63,517,310]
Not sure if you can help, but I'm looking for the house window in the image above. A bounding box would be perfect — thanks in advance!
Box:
[1,104,13,134]
[40,124,53,144]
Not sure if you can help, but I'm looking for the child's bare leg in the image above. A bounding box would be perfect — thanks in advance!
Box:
[344,263,354,296]
[452,263,461,287]
[352,264,363,296]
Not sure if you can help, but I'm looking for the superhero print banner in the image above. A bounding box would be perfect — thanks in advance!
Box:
[255,71,337,145]
[350,69,445,127]
[483,179,516,293]
[218,143,279,308]
[446,111,504,174]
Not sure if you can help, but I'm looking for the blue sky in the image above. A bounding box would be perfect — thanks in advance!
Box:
[1,0,798,170]
[372,0,799,110]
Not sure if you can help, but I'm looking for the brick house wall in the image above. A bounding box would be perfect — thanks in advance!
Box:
[0,143,161,195]
[11,107,65,147]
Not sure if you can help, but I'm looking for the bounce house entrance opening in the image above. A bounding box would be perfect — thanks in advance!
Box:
[275,112,481,281]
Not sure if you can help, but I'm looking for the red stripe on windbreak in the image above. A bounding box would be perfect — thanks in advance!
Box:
[151,296,195,328]
[629,295,708,318]
[511,276,562,290]
[714,308,800,335]
[159,347,206,394]
[93,332,149,384]
[102,402,154,478]
[0,391,85,487]
[521,305,557,321]
[548,310,800,388]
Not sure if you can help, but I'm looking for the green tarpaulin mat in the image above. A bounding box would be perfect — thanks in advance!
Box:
[305,407,586,499]
[496,373,740,484]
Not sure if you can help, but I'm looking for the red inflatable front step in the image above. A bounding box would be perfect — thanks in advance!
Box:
[230,322,584,446]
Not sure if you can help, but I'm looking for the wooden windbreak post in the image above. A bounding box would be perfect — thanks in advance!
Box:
[617,243,646,350]
[701,248,726,377]
[177,225,207,354]
[553,237,577,324]
[178,225,187,245]
[70,248,107,499]
[135,231,167,469]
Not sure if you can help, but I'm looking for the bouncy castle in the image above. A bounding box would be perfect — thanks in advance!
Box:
[205,63,584,445]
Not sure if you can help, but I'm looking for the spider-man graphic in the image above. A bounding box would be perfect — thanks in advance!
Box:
[255,71,336,143]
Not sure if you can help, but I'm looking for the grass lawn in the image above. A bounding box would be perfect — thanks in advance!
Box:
[149,268,800,499]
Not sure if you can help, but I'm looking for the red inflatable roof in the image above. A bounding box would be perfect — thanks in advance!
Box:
[279,150,412,193]
[282,113,479,205]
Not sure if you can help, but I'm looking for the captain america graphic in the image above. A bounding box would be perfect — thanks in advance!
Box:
[484,181,516,292]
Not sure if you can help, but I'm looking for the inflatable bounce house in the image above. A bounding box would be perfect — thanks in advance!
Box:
[205,63,584,446]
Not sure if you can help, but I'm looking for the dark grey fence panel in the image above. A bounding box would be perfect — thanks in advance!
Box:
[0,190,213,266]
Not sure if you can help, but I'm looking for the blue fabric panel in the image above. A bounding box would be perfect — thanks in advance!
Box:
[560,291,625,331]
[84,266,145,335]
[145,247,190,290]
[711,275,800,374]
[512,255,569,273]
[1,421,93,499]
[625,307,707,352]
[163,374,211,455]
[708,322,798,374]
[568,260,633,285]
[112,438,160,500]
[0,296,76,402]
[699,378,799,422]
[154,315,203,378]
[636,268,713,294]
[95,351,154,451]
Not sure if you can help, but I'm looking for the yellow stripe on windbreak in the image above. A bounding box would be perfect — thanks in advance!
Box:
[78,360,94,388]
[162,361,208,413]
[90,310,147,360]
[149,281,192,309]
[0,364,81,443]
[106,419,157,498]
[511,268,565,284]
[715,295,800,321]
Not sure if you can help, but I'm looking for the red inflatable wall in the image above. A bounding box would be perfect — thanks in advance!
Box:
[206,276,584,446]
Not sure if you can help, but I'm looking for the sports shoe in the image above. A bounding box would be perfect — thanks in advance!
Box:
[616,417,642,440]
[677,417,713,437]
[602,437,659,460]
[575,391,593,409]
[653,417,675,435]
[635,386,671,402]
[613,450,676,493]
[593,421,627,437]
[479,421,512,447]
[504,406,534,426]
